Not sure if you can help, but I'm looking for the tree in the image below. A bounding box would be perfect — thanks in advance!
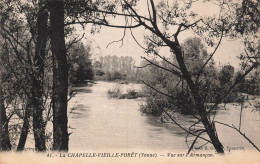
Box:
[0,0,94,151]
[0,2,31,151]
[0,0,90,152]
[0,0,51,151]
[31,0,49,151]
[96,55,136,81]
[218,65,236,104]
[68,42,94,83]
[0,14,12,151]
[48,0,69,151]
[0,74,12,151]
[141,37,220,115]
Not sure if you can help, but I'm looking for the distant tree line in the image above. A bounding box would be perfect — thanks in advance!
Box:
[93,55,140,82]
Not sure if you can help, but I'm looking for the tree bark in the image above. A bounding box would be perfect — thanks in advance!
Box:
[0,86,12,151]
[0,11,11,152]
[17,103,31,151]
[0,71,2,151]
[171,42,224,153]
[31,0,49,151]
[48,0,69,151]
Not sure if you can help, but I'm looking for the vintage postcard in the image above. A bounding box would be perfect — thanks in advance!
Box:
[0,0,259,163]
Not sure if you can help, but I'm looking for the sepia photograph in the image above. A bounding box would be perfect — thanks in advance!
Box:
[0,0,259,163]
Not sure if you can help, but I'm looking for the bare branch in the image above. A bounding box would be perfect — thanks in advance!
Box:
[2,34,32,68]
[239,98,245,131]
[65,20,142,29]
[136,63,151,69]
[195,23,224,83]
[147,0,152,20]
[150,49,181,70]
[106,25,126,48]
[180,19,202,32]
[142,80,175,99]
[160,107,212,143]
[130,28,147,50]
[88,7,152,22]
[244,48,258,64]
[174,20,203,40]
[149,0,157,24]
[141,56,182,77]
[123,0,155,33]
[215,121,260,152]
[5,57,31,98]
[67,92,77,102]
[1,25,29,52]
[147,38,168,47]
[187,130,206,154]
[66,33,85,51]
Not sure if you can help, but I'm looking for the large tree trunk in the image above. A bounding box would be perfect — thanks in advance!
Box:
[48,0,69,151]
[172,42,224,153]
[0,86,12,151]
[0,72,2,150]
[0,11,11,152]
[17,103,31,151]
[0,87,1,151]
[31,0,49,152]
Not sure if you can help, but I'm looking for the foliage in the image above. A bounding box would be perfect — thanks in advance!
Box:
[125,89,139,99]
[0,0,95,151]
[107,83,140,99]
[140,37,221,115]
[217,65,237,103]
[236,70,260,95]
[68,42,94,84]
[104,71,124,81]
[235,0,259,35]
[107,83,123,98]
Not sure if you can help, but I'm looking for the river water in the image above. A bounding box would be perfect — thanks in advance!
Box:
[68,81,260,152]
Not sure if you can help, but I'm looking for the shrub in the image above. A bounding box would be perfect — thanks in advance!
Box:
[107,83,123,98]
[125,89,139,99]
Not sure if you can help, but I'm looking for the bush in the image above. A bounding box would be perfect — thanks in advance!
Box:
[107,83,123,98]
[139,97,169,115]
[107,84,141,99]
[104,71,124,81]
[235,71,259,95]
[95,69,105,76]
[125,89,139,99]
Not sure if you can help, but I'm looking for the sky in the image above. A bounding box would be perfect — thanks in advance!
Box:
[77,0,244,69]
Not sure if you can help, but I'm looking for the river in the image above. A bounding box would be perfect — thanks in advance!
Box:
[67,81,260,152]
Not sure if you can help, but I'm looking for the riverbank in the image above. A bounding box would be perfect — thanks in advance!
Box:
[157,96,259,123]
